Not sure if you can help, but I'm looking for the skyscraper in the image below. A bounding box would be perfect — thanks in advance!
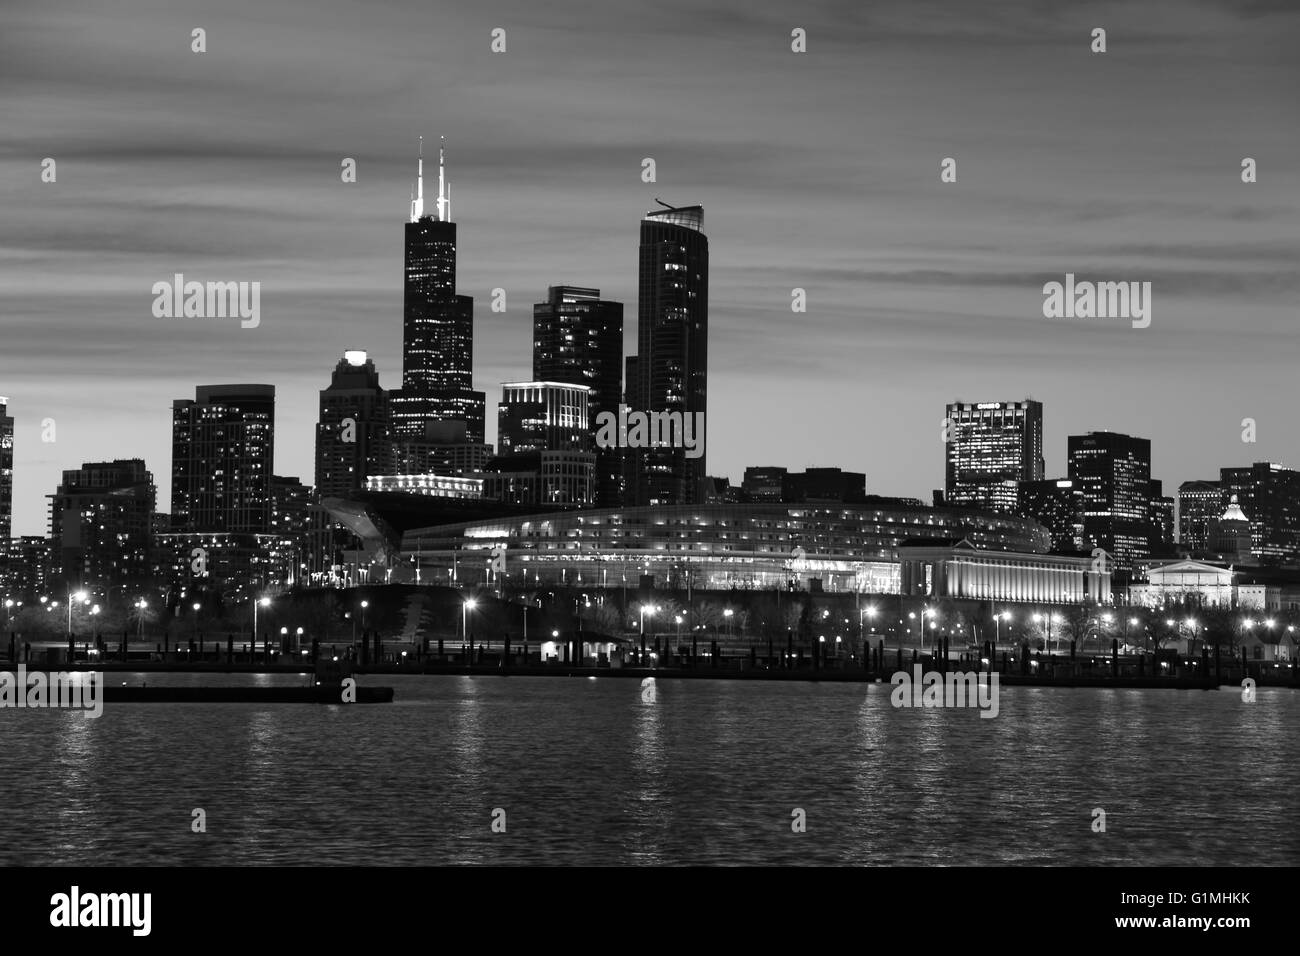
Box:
[533,286,623,505]
[1017,477,1085,552]
[627,202,708,506]
[171,385,275,533]
[1218,462,1300,564]
[944,400,1044,513]
[48,459,155,589]
[497,382,592,455]
[1177,479,1221,551]
[0,397,12,540]
[315,350,392,500]
[390,138,485,444]
[1067,431,1151,570]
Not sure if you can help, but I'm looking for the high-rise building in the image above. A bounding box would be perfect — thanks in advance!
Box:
[627,202,708,506]
[0,397,12,540]
[1067,431,1151,570]
[48,459,155,589]
[944,400,1044,513]
[1017,478,1085,552]
[1148,478,1176,556]
[1219,462,1300,564]
[533,286,623,506]
[390,138,485,444]
[1177,479,1221,551]
[171,385,275,533]
[742,466,787,502]
[497,382,592,455]
[315,350,393,500]
[391,420,493,477]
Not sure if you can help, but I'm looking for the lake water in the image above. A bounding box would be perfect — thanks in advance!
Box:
[2,673,1295,865]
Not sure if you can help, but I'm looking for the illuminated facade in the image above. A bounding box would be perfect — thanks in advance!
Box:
[366,474,483,499]
[899,539,1110,604]
[1017,478,1084,552]
[395,501,1056,594]
[533,286,623,506]
[945,400,1044,513]
[171,385,275,533]
[1178,479,1221,550]
[497,382,592,454]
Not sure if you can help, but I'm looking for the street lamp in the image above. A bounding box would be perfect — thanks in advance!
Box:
[67,589,87,636]
[253,596,270,645]
[994,610,1010,647]
[724,607,734,640]
[192,601,201,640]
[462,598,477,643]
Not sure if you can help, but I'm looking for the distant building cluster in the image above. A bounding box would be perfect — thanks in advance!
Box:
[3,147,1300,624]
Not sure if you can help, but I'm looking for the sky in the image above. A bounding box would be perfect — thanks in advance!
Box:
[2,0,1298,536]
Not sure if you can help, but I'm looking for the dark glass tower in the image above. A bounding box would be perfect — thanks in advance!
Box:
[171,385,275,532]
[315,350,393,500]
[1067,430,1152,570]
[390,138,485,444]
[628,203,709,506]
[532,286,623,506]
[0,397,13,539]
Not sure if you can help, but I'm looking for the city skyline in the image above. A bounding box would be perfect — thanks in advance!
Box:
[3,0,1299,535]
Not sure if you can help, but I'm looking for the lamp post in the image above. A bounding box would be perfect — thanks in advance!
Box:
[192,601,201,642]
[462,598,477,644]
[296,626,304,654]
[639,604,657,663]
[67,589,87,637]
[994,610,1010,648]
[724,607,734,640]
[253,596,270,649]
[4,599,13,629]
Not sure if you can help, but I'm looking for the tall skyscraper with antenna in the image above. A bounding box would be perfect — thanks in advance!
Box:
[391,137,485,444]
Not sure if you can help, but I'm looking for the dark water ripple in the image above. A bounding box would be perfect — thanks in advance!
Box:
[1,673,1295,865]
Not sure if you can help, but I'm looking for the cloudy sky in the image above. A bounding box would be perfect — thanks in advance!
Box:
[2,0,1297,535]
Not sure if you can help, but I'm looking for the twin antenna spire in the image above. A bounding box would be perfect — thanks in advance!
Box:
[410,135,449,223]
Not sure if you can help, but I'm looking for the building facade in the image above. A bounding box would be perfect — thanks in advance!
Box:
[1017,478,1084,552]
[944,400,1044,513]
[48,459,155,590]
[315,350,393,500]
[1177,479,1221,551]
[497,382,592,455]
[0,397,12,541]
[626,204,708,507]
[171,384,275,533]
[1219,462,1300,564]
[1067,430,1151,570]
[532,286,623,506]
[390,140,485,443]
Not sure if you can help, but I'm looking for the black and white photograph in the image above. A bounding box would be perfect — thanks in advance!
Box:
[1,0,1293,939]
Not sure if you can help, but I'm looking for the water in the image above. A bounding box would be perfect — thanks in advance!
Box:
[1,673,1295,865]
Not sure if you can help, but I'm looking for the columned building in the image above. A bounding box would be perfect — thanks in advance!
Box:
[898,538,1110,605]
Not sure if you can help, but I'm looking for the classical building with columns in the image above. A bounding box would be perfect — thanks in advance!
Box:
[898,538,1110,605]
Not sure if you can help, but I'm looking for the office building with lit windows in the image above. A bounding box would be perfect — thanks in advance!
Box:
[1017,478,1085,552]
[390,139,486,443]
[1178,479,1221,551]
[1067,431,1152,570]
[1218,462,1300,564]
[626,204,708,506]
[533,286,623,506]
[944,400,1044,513]
[315,350,393,500]
[171,385,275,533]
